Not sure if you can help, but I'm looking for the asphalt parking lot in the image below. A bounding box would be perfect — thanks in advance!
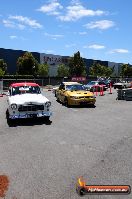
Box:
[0,89,132,199]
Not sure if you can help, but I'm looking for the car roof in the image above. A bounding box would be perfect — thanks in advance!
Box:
[10,82,39,87]
[62,82,81,85]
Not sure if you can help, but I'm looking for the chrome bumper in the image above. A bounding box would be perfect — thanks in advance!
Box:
[9,112,52,119]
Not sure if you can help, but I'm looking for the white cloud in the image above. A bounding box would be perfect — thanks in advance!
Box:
[9,35,18,39]
[37,0,63,16]
[38,1,107,21]
[79,31,87,35]
[109,49,129,54]
[3,19,25,29]
[9,15,42,29]
[17,24,25,30]
[9,35,27,41]
[58,2,106,21]
[84,44,105,49]
[84,20,115,30]
[44,32,64,40]
[3,20,15,28]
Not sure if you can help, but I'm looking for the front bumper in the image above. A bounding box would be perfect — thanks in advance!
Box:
[9,111,52,119]
[68,98,96,105]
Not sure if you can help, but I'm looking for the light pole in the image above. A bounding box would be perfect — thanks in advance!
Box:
[33,65,35,82]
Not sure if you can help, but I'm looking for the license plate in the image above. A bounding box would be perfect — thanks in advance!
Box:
[27,114,37,118]
[80,101,88,104]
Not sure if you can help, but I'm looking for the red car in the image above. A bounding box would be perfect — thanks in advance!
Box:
[84,81,108,92]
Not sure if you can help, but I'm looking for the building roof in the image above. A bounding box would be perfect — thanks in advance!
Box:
[10,82,39,87]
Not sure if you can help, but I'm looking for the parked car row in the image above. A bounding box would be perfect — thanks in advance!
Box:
[6,81,97,125]
[7,79,131,125]
[53,80,111,97]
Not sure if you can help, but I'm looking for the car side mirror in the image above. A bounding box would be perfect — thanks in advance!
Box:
[6,91,10,96]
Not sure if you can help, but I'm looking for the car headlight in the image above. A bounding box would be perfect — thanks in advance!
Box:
[45,101,51,107]
[11,103,17,109]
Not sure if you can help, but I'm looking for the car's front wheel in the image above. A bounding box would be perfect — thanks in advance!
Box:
[6,110,15,126]
[56,94,60,102]
[64,97,70,107]
[44,116,50,121]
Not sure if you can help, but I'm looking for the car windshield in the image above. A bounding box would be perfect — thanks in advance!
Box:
[66,84,85,91]
[11,86,41,95]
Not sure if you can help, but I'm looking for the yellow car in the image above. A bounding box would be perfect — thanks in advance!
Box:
[56,82,96,107]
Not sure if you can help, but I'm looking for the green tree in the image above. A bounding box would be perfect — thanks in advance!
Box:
[68,51,86,76]
[120,64,132,77]
[90,62,113,77]
[57,64,69,77]
[0,59,7,75]
[17,52,39,75]
[38,63,49,77]
[0,68,5,76]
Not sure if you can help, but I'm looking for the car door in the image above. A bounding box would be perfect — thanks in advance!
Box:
[56,84,62,100]
[59,84,65,102]
[57,83,64,101]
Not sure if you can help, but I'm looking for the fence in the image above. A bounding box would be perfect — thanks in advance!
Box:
[1,77,132,91]
[2,77,71,90]
[0,80,3,94]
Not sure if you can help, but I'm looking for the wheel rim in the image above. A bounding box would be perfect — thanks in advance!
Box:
[65,98,68,106]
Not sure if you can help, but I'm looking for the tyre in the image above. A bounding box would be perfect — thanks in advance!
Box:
[56,94,60,102]
[44,116,50,121]
[64,97,70,107]
[6,110,15,126]
[89,104,95,108]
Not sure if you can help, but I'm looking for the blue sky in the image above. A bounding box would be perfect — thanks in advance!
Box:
[0,0,132,64]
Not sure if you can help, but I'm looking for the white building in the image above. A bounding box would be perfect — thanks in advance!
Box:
[40,53,68,77]
[108,61,122,76]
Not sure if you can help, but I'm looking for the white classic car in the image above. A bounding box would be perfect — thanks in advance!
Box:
[6,82,52,122]
[113,81,131,89]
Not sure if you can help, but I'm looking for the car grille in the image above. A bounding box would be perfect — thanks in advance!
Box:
[18,104,44,112]
[78,96,91,99]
